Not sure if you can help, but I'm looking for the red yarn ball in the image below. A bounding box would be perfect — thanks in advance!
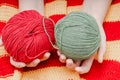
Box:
[2,10,55,63]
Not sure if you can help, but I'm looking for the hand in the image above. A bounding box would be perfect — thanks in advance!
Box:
[57,50,95,74]
[10,52,51,68]
[57,26,106,74]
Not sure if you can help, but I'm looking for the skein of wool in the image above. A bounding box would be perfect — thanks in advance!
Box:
[55,12,101,60]
[2,10,55,63]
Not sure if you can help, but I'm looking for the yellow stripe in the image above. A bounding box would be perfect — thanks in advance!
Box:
[0,46,7,56]
[12,70,22,80]
[105,3,120,22]
[45,0,67,18]
[0,5,18,22]
[104,40,120,62]
[67,6,82,14]
[95,40,120,62]
[22,67,81,80]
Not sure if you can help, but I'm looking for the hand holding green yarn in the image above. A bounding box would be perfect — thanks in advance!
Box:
[55,12,101,60]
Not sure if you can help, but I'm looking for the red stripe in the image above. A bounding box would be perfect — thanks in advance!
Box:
[67,0,83,6]
[0,0,18,8]
[0,55,22,77]
[103,21,120,41]
[0,22,6,34]
[0,56,15,77]
[49,14,66,23]
[81,60,120,80]
[112,0,120,5]
[44,0,54,4]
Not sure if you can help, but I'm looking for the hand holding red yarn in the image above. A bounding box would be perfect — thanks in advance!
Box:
[2,10,55,68]
[10,52,51,68]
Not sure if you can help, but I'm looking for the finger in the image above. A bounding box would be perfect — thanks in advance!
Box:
[59,54,66,63]
[40,52,51,61]
[57,50,61,56]
[57,50,66,63]
[75,55,95,74]
[66,59,76,70]
[98,27,106,63]
[98,38,106,63]
[26,58,40,67]
[10,57,26,68]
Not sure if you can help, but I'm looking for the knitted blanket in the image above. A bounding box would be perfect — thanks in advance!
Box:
[0,0,120,80]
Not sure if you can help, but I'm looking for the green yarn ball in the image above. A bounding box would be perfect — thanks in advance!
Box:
[55,12,101,60]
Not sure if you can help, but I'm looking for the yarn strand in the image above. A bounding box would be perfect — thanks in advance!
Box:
[42,17,58,49]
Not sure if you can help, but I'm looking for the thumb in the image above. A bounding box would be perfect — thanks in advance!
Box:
[97,34,106,63]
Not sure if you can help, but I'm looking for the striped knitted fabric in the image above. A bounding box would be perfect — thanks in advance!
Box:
[0,0,22,80]
[0,0,120,80]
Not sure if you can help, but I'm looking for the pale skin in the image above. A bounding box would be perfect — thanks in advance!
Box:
[0,0,112,70]
[58,0,112,74]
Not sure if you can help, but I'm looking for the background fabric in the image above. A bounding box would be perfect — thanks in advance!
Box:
[0,0,120,80]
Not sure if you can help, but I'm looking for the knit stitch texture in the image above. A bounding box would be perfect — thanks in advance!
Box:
[0,0,120,80]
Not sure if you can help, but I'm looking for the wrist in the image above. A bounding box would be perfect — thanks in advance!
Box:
[19,0,44,15]
[81,10,103,24]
